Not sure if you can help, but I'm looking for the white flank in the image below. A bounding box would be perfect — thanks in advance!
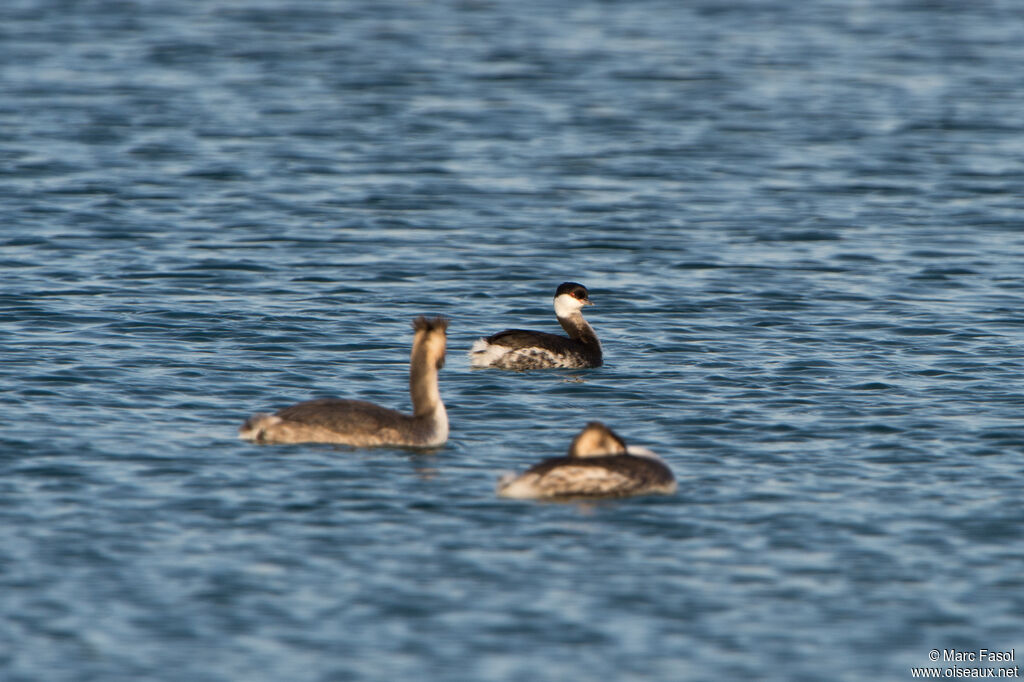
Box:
[495,472,543,499]
[496,466,632,499]
[625,445,662,460]
[469,338,512,368]
[504,348,569,368]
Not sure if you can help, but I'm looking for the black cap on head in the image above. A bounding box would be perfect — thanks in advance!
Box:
[555,282,589,301]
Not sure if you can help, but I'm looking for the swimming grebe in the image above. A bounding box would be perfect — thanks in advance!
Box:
[496,421,676,500]
[469,282,602,370]
[239,316,449,447]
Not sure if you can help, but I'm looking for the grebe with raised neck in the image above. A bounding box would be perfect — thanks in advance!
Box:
[239,316,449,448]
[469,282,602,370]
[496,422,676,500]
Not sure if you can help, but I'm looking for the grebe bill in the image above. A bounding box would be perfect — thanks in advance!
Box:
[469,282,603,370]
[239,316,449,447]
[496,422,676,500]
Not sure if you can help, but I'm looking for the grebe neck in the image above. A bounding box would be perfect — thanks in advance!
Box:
[557,311,599,346]
[409,353,442,418]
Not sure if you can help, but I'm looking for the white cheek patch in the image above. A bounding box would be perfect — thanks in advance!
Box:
[553,293,583,318]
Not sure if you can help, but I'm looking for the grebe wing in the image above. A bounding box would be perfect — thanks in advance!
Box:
[276,398,405,432]
[485,329,582,352]
[525,455,674,495]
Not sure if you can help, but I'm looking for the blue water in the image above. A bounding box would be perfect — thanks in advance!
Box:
[3,1,1024,680]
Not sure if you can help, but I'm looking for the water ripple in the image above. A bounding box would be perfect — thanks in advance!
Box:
[2,1,1023,681]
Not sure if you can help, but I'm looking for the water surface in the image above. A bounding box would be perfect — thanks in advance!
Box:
[2,1,1024,680]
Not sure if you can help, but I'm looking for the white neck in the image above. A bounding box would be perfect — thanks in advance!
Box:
[425,402,448,446]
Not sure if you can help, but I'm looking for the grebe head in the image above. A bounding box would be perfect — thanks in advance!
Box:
[411,316,448,369]
[553,282,592,318]
[568,421,627,458]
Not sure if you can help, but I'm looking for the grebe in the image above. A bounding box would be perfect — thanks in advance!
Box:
[239,316,449,447]
[469,282,602,370]
[496,422,676,500]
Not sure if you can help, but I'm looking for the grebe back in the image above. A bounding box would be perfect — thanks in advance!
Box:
[496,422,676,500]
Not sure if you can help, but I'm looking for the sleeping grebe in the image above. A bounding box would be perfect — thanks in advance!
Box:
[469,282,602,370]
[239,316,449,448]
[496,421,676,500]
